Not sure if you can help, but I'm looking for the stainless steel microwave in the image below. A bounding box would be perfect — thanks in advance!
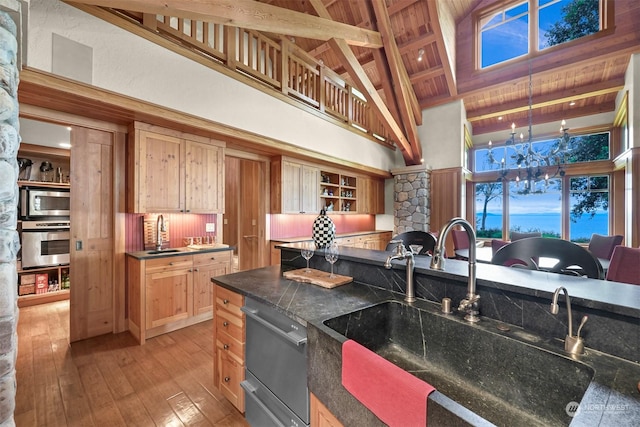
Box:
[20,186,70,219]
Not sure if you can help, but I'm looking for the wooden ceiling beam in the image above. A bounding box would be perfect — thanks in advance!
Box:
[426,0,457,96]
[371,0,422,163]
[66,0,383,48]
[409,64,444,85]
[328,38,416,163]
[466,78,626,122]
[387,0,420,16]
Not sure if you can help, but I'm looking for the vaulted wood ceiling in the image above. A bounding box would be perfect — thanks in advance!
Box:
[66,0,640,166]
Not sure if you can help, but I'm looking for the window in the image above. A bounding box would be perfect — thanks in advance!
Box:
[473,131,611,241]
[479,0,601,69]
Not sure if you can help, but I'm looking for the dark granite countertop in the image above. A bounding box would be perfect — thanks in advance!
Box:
[126,244,233,260]
[211,248,640,426]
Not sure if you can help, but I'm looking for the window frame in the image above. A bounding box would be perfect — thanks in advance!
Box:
[476,0,607,70]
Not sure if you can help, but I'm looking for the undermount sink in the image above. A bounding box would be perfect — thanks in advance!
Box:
[146,249,181,255]
[324,301,594,427]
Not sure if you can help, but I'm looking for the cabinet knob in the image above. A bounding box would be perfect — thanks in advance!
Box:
[188,268,193,272]
[169,262,174,266]
[194,268,199,272]
[223,321,229,327]
[224,376,230,383]
[223,299,229,305]
[223,344,229,350]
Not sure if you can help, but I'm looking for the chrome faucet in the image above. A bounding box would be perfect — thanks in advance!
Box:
[430,218,480,323]
[156,214,166,251]
[384,240,416,303]
[550,287,588,355]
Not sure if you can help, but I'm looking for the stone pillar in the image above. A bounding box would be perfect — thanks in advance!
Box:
[390,165,432,234]
[0,2,21,426]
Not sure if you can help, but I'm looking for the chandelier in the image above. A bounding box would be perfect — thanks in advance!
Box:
[487,66,571,195]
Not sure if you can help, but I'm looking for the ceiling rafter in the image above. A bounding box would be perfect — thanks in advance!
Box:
[67,0,384,48]
[426,0,457,96]
[371,0,422,163]
[329,38,416,163]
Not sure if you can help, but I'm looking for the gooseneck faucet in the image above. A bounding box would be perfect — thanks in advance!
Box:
[430,218,480,323]
[550,287,588,355]
[156,214,166,251]
[384,240,416,303]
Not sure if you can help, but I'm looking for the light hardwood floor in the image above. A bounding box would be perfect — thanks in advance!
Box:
[15,300,248,426]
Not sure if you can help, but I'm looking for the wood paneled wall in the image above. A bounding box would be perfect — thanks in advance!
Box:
[270,214,376,240]
[430,167,466,256]
[125,213,218,252]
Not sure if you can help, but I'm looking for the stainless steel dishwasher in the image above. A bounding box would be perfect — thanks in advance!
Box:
[240,297,309,427]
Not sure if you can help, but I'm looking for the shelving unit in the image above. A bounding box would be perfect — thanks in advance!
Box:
[17,264,70,308]
[320,171,357,213]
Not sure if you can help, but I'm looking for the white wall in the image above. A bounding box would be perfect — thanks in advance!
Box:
[419,100,466,169]
[24,0,399,172]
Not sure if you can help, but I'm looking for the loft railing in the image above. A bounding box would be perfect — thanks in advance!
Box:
[127,11,394,147]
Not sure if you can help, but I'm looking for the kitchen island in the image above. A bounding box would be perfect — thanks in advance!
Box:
[126,245,233,344]
[212,244,640,426]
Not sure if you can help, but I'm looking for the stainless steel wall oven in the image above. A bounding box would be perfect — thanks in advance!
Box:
[20,220,70,269]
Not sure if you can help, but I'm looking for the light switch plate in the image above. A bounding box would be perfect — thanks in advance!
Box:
[205,223,215,232]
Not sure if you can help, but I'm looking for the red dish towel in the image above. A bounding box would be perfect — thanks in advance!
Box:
[342,339,436,427]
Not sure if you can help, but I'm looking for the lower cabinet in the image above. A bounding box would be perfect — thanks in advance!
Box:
[127,250,232,344]
[310,393,344,427]
[214,284,245,413]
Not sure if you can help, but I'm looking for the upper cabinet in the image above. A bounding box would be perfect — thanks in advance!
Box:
[357,176,385,214]
[127,122,225,213]
[271,157,320,214]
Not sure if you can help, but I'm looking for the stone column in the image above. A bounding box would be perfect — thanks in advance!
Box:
[390,165,432,234]
[0,2,21,426]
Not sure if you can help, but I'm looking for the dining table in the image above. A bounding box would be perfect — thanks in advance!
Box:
[454,247,609,274]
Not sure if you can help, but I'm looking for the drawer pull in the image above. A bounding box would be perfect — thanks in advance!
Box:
[223,321,229,327]
[224,376,230,383]
[223,299,229,305]
[194,268,199,272]
[169,262,174,266]
[223,344,229,350]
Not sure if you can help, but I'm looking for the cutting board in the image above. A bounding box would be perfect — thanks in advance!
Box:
[283,268,353,288]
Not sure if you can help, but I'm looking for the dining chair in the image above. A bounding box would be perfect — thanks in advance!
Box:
[490,239,528,268]
[452,229,470,250]
[588,233,624,260]
[510,231,542,241]
[605,246,640,285]
[385,231,437,255]
[492,237,604,279]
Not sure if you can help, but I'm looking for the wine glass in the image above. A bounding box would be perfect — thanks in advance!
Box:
[325,242,339,278]
[301,242,315,273]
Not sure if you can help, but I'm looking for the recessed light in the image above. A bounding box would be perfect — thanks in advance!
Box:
[498,116,503,121]
[569,101,576,106]
[417,48,425,62]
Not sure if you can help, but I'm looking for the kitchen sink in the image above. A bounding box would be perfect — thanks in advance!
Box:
[324,301,594,427]
[146,249,181,255]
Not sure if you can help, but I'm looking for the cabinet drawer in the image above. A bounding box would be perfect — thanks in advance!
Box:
[216,310,244,342]
[217,332,244,364]
[216,286,243,315]
[218,351,244,412]
[194,250,231,267]
[145,255,193,273]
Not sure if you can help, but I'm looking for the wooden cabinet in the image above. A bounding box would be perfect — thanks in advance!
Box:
[271,156,320,214]
[126,250,232,344]
[127,122,225,213]
[193,251,232,315]
[145,255,193,329]
[310,393,344,427]
[357,176,385,214]
[334,232,392,250]
[214,285,245,412]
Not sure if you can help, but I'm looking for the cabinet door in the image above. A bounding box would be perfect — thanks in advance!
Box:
[185,139,224,213]
[145,268,193,329]
[282,160,302,213]
[138,130,184,212]
[216,341,245,412]
[193,261,229,315]
[301,164,320,214]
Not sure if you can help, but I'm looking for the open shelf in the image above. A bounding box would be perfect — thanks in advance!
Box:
[320,171,357,213]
